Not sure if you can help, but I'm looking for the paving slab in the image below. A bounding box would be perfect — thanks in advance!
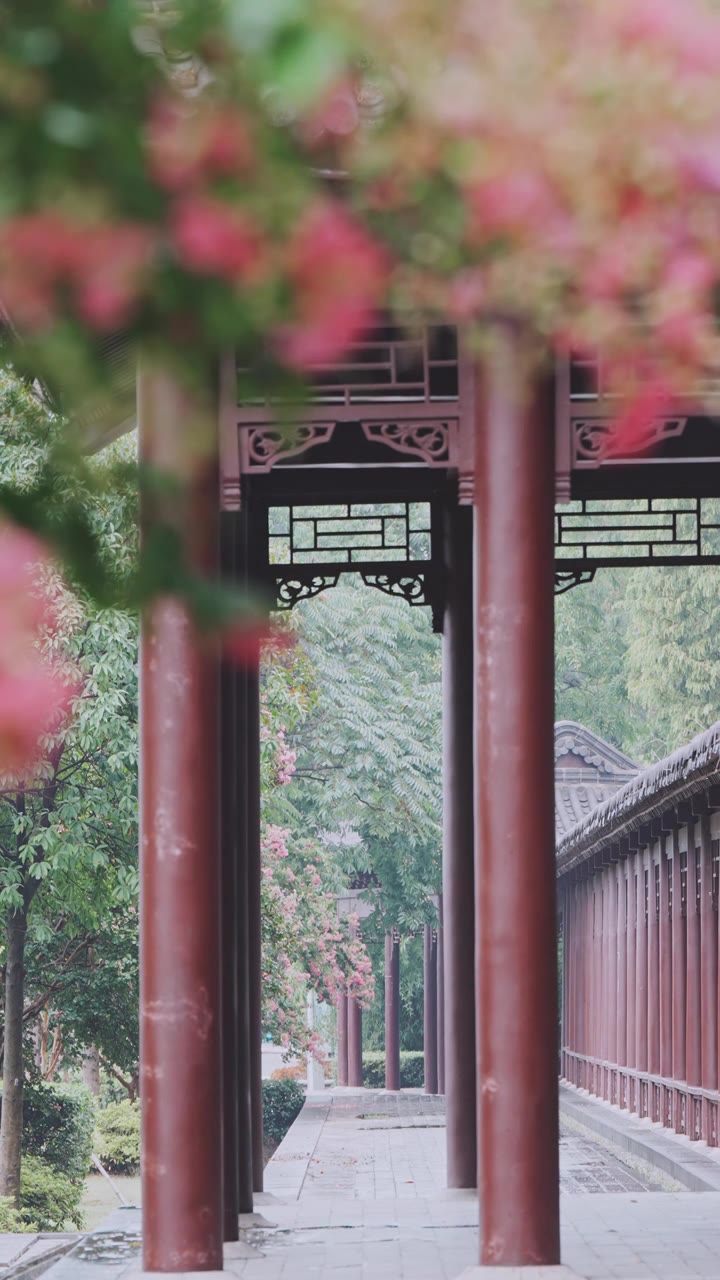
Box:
[33,1091,720,1279]
[560,1084,720,1192]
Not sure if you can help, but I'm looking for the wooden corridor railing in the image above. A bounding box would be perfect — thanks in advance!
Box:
[558,723,720,1147]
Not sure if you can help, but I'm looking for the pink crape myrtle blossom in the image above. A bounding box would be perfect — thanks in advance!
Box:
[0,215,154,334]
[275,200,389,370]
[145,95,255,192]
[0,524,76,776]
[172,196,265,283]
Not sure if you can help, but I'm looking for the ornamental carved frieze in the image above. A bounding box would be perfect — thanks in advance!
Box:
[275,573,340,609]
[554,568,596,595]
[361,570,444,632]
[360,421,451,465]
[573,417,688,465]
[243,423,336,472]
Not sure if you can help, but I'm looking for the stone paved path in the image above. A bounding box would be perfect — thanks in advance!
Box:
[0,1232,74,1276]
[38,1090,720,1279]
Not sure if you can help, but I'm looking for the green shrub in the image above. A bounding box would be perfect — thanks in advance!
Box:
[362,1050,425,1088]
[262,1078,304,1146]
[21,1081,95,1184]
[19,1156,84,1231]
[94,1100,141,1174]
[0,1195,28,1232]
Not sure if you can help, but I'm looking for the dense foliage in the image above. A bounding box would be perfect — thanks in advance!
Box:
[261,1077,305,1147]
[19,1154,83,1231]
[362,1050,425,1090]
[0,1080,94,1230]
[94,1100,141,1175]
[21,1081,94,1186]
[556,565,720,762]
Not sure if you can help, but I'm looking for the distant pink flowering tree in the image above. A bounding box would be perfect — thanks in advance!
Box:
[0,526,76,780]
[259,635,374,1058]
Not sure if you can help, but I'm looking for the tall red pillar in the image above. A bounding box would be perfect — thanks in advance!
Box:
[235,659,255,1216]
[139,370,224,1274]
[648,847,660,1082]
[337,994,349,1087]
[626,867,637,1110]
[347,997,363,1087]
[700,817,717,1141]
[659,841,673,1120]
[686,838,702,1117]
[423,924,439,1095]
[442,501,477,1185]
[608,870,618,1099]
[437,901,445,1095]
[636,853,649,1114]
[672,830,687,1132]
[220,517,239,1242]
[616,862,627,1083]
[246,668,264,1191]
[474,330,560,1266]
[385,933,400,1091]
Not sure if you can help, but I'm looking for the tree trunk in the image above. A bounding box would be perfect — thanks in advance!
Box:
[81,1046,101,1096]
[0,907,27,1203]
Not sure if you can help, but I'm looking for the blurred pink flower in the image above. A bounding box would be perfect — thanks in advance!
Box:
[0,523,76,775]
[276,201,388,369]
[172,196,264,282]
[146,96,254,191]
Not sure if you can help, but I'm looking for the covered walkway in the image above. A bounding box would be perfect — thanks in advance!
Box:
[41,1090,720,1280]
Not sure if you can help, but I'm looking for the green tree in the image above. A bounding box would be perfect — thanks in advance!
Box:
[555,570,637,749]
[0,374,138,1202]
[624,566,720,758]
[287,577,442,933]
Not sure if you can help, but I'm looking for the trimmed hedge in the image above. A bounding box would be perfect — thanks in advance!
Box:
[94,1099,141,1174]
[262,1078,304,1146]
[362,1050,425,1089]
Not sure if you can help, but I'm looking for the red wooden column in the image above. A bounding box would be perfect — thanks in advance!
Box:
[583,878,592,1089]
[659,838,673,1122]
[234,665,253,1213]
[220,517,239,1242]
[626,866,637,1111]
[700,816,718,1142]
[139,370,224,1274]
[423,924,439,1094]
[597,880,602,1100]
[336,995,349,1087]
[235,660,254,1215]
[437,900,445,1095]
[246,667,264,1191]
[608,868,618,1101]
[474,330,560,1267]
[616,861,627,1104]
[595,877,603,1095]
[635,851,649,1115]
[672,828,687,1132]
[442,500,477,1185]
[385,932,400,1092]
[566,886,575,1081]
[347,997,363,1086]
[573,885,586,1085]
[560,888,569,1078]
[648,845,661,1100]
[687,835,702,1126]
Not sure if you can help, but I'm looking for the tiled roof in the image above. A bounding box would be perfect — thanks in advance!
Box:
[554,722,639,842]
[557,720,720,877]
